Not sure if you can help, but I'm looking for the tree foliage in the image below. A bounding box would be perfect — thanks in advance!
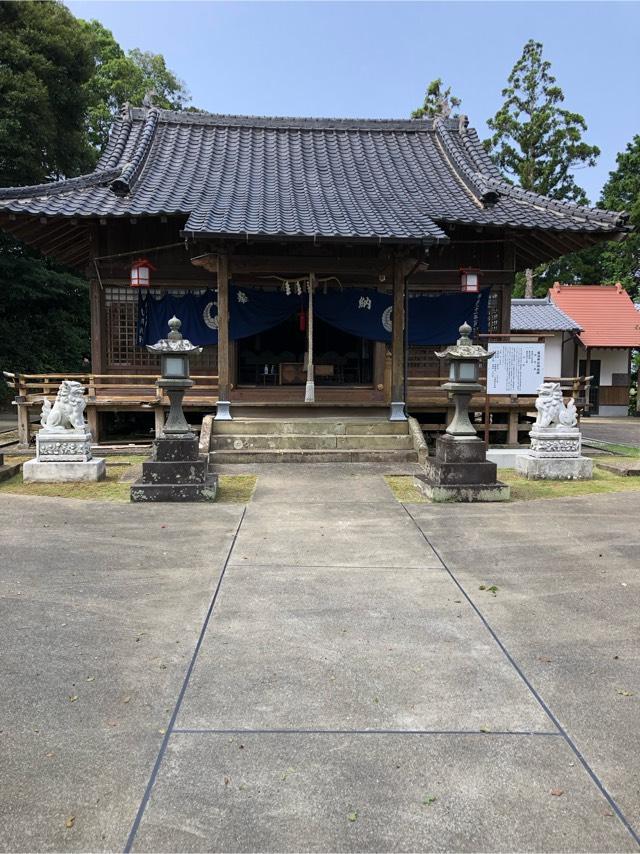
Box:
[486,40,599,205]
[0,2,189,400]
[81,20,191,155]
[537,135,640,297]
[0,1,95,186]
[412,79,461,119]
[0,234,90,377]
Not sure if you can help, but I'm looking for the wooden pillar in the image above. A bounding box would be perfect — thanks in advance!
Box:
[585,346,592,414]
[501,242,515,333]
[507,410,519,446]
[16,403,31,448]
[390,255,406,420]
[215,253,232,420]
[86,406,101,444]
[89,278,106,374]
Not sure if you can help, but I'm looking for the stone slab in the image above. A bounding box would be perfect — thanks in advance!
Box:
[423,458,499,485]
[23,457,106,482]
[0,461,21,483]
[414,474,510,502]
[231,501,437,567]
[141,459,208,484]
[408,492,640,839]
[176,565,548,731]
[435,435,487,464]
[131,733,635,853]
[153,437,200,462]
[0,494,244,852]
[487,448,528,468]
[516,454,593,480]
[130,476,217,502]
[596,460,640,476]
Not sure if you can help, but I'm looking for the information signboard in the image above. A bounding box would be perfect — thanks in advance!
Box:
[487,343,545,395]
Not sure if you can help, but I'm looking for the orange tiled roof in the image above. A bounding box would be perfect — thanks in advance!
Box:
[549,283,640,348]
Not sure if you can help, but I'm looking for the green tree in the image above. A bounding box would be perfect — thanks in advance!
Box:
[0,0,95,185]
[412,79,461,119]
[81,20,191,155]
[533,136,640,297]
[486,40,599,206]
[487,40,601,297]
[0,3,190,402]
[0,234,90,390]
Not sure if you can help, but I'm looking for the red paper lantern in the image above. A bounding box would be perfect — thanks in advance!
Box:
[130,258,156,287]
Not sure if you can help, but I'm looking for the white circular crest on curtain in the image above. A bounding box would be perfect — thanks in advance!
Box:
[203,301,219,330]
[382,306,393,332]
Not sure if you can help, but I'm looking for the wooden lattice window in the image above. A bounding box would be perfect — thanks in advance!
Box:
[408,347,444,378]
[105,287,217,373]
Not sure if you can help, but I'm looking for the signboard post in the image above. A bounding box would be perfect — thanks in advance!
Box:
[484,343,545,445]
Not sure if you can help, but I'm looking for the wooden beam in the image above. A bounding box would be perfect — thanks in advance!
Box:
[216,253,231,408]
[192,252,392,277]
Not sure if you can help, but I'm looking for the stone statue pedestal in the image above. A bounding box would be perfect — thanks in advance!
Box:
[516,427,593,480]
[130,436,217,502]
[23,428,105,482]
[414,435,510,502]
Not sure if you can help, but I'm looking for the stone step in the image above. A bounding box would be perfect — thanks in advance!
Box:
[211,418,409,436]
[209,434,414,451]
[209,449,419,464]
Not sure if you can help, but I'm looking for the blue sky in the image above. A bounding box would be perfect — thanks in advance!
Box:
[67,1,639,204]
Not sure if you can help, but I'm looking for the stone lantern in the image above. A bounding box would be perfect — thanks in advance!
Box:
[438,322,490,438]
[130,317,217,502]
[414,322,510,502]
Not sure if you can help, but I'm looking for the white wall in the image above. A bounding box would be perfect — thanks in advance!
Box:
[597,349,630,385]
[542,333,563,378]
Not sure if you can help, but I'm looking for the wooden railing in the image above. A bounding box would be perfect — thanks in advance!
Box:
[3,371,219,446]
[407,374,591,405]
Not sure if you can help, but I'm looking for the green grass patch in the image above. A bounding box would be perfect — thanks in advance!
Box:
[217,474,257,503]
[583,439,640,458]
[0,456,257,504]
[384,475,428,503]
[385,466,640,504]
[500,467,640,501]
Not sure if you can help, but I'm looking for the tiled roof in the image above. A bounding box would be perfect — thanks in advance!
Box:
[550,283,640,348]
[0,106,629,243]
[511,298,581,331]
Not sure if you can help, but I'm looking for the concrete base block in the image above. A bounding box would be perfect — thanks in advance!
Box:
[414,474,510,503]
[23,458,106,483]
[515,454,593,480]
[130,475,217,502]
[389,401,407,422]
[486,449,529,469]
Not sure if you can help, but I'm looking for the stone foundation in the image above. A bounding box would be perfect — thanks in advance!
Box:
[416,434,510,502]
[515,454,593,480]
[131,436,217,502]
[23,458,106,482]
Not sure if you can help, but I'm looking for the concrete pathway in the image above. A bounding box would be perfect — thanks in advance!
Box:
[1,467,639,852]
[582,416,640,448]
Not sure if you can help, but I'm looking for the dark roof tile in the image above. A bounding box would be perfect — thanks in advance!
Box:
[0,107,629,242]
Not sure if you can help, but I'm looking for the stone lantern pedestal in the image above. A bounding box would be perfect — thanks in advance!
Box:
[414,323,510,502]
[130,317,217,502]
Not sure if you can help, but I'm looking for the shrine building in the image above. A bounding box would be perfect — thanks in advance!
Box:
[0,105,630,453]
